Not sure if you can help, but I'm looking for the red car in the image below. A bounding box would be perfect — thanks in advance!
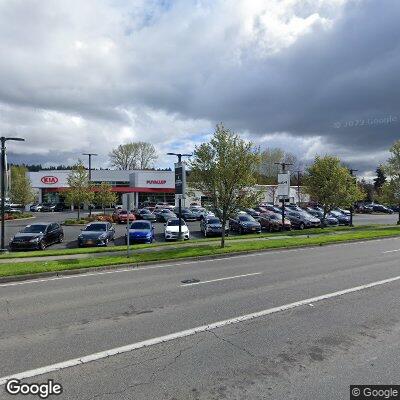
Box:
[113,210,136,224]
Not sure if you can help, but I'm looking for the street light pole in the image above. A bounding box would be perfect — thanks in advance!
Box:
[167,152,192,240]
[1,136,25,252]
[349,169,358,227]
[82,153,98,217]
[275,162,293,231]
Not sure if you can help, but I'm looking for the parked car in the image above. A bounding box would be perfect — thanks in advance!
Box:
[41,203,56,212]
[30,204,43,212]
[113,210,136,224]
[389,204,400,212]
[78,222,115,247]
[371,203,394,214]
[154,202,175,211]
[259,213,291,232]
[244,208,261,219]
[260,204,282,213]
[9,223,64,251]
[285,204,303,212]
[54,203,67,212]
[164,218,190,240]
[200,217,229,237]
[307,209,339,226]
[126,220,155,244]
[327,210,351,225]
[190,206,215,220]
[229,214,261,234]
[333,207,351,216]
[284,210,321,230]
[135,208,157,222]
[173,208,197,221]
[355,203,373,213]
[156,209,177,222]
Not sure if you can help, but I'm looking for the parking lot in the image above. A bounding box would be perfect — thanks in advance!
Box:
[1,210,398,251]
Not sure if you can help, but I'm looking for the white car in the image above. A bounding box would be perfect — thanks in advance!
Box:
[164,218,190,241]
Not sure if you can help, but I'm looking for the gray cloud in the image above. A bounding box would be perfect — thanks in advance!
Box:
[0,0,399,175]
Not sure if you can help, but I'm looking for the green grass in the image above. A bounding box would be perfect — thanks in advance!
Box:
[0,224,396,260]
[0,226,399,278]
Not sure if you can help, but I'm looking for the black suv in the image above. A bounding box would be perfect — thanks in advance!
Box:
[200,217,229,237]
[229,214,261,234]
[9,223,64,251]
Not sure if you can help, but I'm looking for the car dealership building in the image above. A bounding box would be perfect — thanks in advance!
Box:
[28,169,309,208]
[28,169,176,207]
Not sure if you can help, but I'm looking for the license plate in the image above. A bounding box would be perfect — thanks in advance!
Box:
[86,240,94,245]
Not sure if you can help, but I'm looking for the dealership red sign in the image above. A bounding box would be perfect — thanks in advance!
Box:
[146,179,166,185]
[41,176,59,184]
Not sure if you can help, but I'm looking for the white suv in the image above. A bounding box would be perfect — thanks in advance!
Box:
[164,218,190,241]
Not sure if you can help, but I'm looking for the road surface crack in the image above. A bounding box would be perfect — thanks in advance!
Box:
[209,329,255,358]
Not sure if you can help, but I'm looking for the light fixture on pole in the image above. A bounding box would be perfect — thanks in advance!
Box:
[1,136,25,252]
[167,152,192,240]
[82,153,98,217]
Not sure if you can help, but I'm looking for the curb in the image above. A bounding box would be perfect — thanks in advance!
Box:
[5,216,35,222]
[0,234,399,284]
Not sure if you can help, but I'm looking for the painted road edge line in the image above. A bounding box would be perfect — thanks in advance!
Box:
[181,272,263,286]
[1,236,399,288]
[1,274,400,385]
[383,249,400,253]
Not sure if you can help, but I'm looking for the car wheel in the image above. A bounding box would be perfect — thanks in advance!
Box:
[299,222,305,230]
[239,227,244,234]
[58,234,64,243]
[39,241,46,250]
[104,239,109,247]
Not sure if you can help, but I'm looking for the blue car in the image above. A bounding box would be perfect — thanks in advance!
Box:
[125,220,155,244]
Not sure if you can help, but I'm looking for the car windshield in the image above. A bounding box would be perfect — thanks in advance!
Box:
[239,215,255,222]
[207,218,220,224]
[119,210,127,215]
[269,214,279,220]
[131,222,151,229]
[140,209,150,214]
[162,209,172,213]
[85,224,107,231]
[167,220,186,226]
[22,225,47,233]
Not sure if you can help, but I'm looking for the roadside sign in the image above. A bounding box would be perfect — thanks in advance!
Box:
[174,162,186,195]
[277,172,290,198]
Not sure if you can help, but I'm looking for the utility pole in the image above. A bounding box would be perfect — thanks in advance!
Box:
[275,162,293,231]
[167,152,192,240]
[82,153,98,217]
[349,169,358,227]
[1,137,25,252]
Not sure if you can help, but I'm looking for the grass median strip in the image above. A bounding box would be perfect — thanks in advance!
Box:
[0,227,399,278]
[0,224,392,260]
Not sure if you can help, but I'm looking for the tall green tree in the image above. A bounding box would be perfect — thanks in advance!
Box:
[373,165,387,194]
[303,156,363,218]
[384,140,400,224]
[9,165,35,207]
[65,162,94,220]
[189,123,262,248]
[95,182,118,214]
[109,142,157,170]
[258,148,297,184]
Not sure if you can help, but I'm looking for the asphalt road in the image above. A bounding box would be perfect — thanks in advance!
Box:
[2,211,398,251]
[0,237,400,399]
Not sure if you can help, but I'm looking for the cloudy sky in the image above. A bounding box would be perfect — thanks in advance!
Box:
[0,0,399,177]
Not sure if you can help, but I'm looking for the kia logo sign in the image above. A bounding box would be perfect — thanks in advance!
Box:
[146,180,166,185]
[41,176,59,184]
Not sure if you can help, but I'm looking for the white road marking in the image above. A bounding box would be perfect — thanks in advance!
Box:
[180,272,262,286]
[1,273,400,385]
[0,236,398,288]
[383,249,400,254]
